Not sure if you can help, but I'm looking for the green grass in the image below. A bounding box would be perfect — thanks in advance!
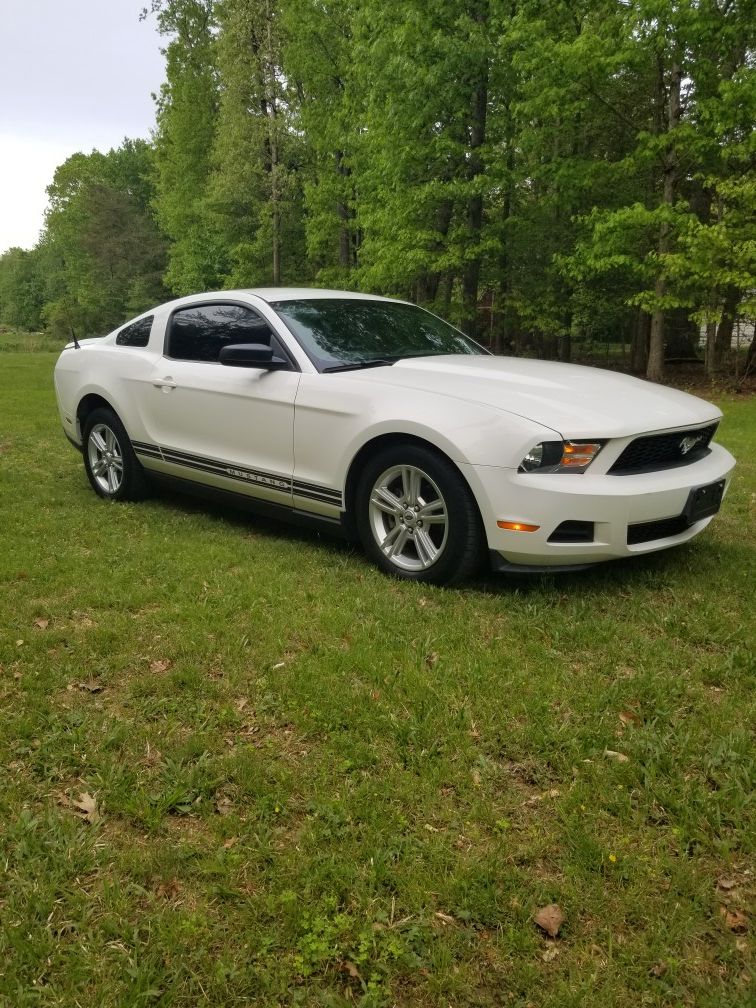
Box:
[0,328,62,353]
[1,351,754,1007]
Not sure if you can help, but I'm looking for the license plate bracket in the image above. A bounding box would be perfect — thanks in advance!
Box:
[684,479,725,524]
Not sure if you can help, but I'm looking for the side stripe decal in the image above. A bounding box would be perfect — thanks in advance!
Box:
[132,440,343,507]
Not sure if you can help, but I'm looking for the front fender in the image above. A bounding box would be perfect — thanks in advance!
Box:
[292,373,558,495]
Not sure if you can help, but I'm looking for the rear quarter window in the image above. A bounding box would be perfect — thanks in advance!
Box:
[116,316,154,348]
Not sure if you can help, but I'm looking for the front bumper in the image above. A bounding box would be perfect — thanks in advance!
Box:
[461,443,736,570]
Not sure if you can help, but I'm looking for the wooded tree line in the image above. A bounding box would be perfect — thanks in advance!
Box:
[1,0,754,381]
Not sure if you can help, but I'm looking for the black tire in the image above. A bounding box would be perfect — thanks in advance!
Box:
[355,443,484,585]
[82,407,150,501]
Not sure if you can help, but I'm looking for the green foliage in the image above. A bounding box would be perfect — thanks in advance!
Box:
[6,0,755,371]
[208,0,308,287]
[39,140,168,339]
[151,0,226,294]
[0,247,44,330]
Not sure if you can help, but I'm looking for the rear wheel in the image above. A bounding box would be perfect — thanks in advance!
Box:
[355,444,484,585]
[82,407,149,501]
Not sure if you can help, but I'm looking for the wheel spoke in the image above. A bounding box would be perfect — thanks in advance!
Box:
[105,429,116,452]
[418,498,446,524]
[91,458,106,476]
[385,526,409,558]
[90,430,107,453]
[402,466,422,506]
[371,485,403,516]
[414,528,439,568]
[106,466,118,493]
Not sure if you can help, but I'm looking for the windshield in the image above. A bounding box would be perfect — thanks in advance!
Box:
[270,298,484,371]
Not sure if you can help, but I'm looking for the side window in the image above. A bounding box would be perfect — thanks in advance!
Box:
[167,304,276,363]
[116,315,153,348]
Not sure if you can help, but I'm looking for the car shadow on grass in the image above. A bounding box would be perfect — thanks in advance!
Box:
[140,477,749,599]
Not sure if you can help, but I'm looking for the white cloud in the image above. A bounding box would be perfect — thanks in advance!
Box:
[0,0,166,252]
[0,136,69,250]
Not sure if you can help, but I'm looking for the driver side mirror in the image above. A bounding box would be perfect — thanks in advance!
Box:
[219,343,290,370]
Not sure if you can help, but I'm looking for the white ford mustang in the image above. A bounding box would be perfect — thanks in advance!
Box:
[54,288,735,584]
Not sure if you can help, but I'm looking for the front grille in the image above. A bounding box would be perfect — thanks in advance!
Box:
[548,520,595,543]
[609,423,717,475]
[627,515,689,545]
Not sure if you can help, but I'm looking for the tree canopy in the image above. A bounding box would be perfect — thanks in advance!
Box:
[1,0,753,379]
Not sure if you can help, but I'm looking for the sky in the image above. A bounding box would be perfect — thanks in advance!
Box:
[0,0,166,252]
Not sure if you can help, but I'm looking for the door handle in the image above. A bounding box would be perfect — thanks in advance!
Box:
[153,377,177,390]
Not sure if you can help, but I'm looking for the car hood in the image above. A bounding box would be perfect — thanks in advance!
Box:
[347,355,721,438]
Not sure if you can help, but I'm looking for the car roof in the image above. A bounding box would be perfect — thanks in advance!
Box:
[160,288,411,310]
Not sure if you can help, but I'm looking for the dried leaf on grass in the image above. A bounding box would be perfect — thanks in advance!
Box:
[720,907,748,932]
[541,945,560,962]
[58,791,100,824]
[434,911,456,925]
[604,749,629,763]
[149,659,172,674]
[525,788,560,805]
[33,617,49,630]
[717,877,738,891]
[154,879,182,901]
[215,796,233,816]
[72,679,103,694]
[649,962,668,978]
[618,709,641,727]
[534,904,565,938]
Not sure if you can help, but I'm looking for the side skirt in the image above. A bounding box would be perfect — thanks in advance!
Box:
[147,471,352,540]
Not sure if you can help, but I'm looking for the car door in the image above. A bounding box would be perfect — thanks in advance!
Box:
[137,300,300,505]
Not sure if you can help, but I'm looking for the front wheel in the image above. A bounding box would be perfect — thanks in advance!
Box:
[355,444,484,585]
[82,407,149,501]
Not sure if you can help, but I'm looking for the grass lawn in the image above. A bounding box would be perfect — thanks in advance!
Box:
[1,350,754,1007]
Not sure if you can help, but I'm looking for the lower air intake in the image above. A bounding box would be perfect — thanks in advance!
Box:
[627,515,689,545]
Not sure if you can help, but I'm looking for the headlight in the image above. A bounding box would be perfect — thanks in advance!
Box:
[518,440,604,474]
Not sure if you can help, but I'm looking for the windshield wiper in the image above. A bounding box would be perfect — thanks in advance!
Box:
[322,358,398,373]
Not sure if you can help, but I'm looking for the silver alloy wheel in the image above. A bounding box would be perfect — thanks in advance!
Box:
[367,464,449,572]
[87,423,124,495]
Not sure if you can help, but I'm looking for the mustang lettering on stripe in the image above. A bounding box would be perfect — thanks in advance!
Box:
[132,440,342,507]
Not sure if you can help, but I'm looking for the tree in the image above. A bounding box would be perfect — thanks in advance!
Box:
[282,0,358,283]
[148,0,225,293]
[209,0,306,287]
[348,0,500,338]
[40,141,168,338]
[558,0,755,379]
[0,247,44,330]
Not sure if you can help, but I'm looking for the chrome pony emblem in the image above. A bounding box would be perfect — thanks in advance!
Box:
[679,434,702,455]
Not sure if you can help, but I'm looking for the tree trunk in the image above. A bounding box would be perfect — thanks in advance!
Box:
[493,125,515,355]
[705,320,717,375]
[713,287,739,369]
[461,4,489,340]
[335,150,353,270]
[631,308,650,374]
[647,59,682,383]
[743,328,756,381]
[558,332,572,363]
[266,11,281,285]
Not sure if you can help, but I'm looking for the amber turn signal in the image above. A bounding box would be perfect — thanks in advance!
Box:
[497,520,540,532]
[559,442,603,468]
